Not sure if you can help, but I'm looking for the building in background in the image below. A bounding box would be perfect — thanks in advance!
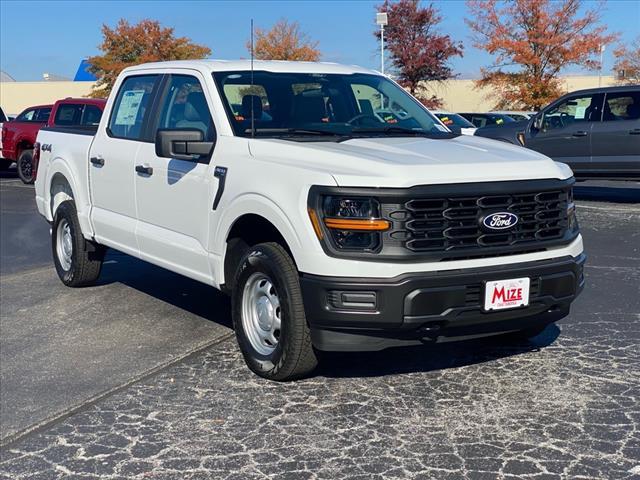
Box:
[0,60,97,115]
[0,63,618,117]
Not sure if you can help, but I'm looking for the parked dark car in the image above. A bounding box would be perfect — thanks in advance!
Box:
[474,86,640,179]
[459,112,516,128]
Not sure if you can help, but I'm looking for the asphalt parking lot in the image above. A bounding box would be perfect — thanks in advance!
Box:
[1,171,639,479]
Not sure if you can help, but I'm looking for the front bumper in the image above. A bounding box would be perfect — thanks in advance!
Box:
[300,253,586,351]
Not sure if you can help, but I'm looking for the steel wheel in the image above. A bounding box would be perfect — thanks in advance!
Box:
[241,272,282,355]
[56,218,73,271]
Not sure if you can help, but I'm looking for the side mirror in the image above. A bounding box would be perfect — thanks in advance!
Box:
[155,129,214,161]
[533,115,543,131]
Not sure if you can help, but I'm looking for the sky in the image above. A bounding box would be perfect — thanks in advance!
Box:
[1,0,638,81]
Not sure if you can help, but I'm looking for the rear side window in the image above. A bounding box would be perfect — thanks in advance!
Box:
[81,105,103,126]
[603,92,640,121]
[35,108,52,122]
[54,104,83,125]
[108,75,159,140]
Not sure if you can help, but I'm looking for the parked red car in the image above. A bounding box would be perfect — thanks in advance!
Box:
[1,98,106,183]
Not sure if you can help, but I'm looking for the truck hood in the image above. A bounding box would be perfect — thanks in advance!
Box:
[248,135,572,188]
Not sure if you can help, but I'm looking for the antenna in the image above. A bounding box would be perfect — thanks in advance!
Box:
[250,18,255,138]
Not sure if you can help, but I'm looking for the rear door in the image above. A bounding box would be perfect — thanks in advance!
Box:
[526,92,603,173]
[134,72,217,282]
[89,74,161,254]
[590,90,640,176]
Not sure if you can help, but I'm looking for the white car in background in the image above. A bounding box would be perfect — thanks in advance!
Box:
[431,110,477,135]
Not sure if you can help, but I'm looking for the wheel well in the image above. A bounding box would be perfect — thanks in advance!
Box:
[17,140,33,156]
[50,173,74,218]
[223,214,294,291]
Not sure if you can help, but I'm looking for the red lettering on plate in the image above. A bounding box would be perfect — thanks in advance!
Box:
[492,286,523,303]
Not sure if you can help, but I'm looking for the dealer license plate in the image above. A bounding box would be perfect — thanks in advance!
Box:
[484,277,530,311]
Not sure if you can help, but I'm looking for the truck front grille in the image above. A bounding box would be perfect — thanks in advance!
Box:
[399,190,568,253]
[377,179,575,261]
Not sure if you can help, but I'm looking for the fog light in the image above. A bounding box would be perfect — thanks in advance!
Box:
[328,290,377,310]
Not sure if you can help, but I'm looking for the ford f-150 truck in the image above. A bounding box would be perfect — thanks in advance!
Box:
[34,60,585,381]
[2,98,105,183]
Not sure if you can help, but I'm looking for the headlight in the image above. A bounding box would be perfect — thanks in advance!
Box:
[309,196,390,251]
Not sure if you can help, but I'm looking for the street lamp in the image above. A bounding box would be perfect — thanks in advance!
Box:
[376,12,388,75]
[599,44,606,87]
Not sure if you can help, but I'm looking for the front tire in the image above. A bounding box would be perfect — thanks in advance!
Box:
[52,201,105,287]
[232,242,317,381]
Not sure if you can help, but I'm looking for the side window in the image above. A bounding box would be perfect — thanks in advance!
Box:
[603,92,640,121]
[35,108,52,122]
[155,75,215,141]
[543,94,601,131]
[16,109,36,122]
[54,104,83,126]
[108,75,158,140]
[81,105,103,126]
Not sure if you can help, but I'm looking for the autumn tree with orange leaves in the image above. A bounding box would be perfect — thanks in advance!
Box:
[88,19,211,97]
[249,19,320,61]
[466,0,617,110]
[613,37,640,85]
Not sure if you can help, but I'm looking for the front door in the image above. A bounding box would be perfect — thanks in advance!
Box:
[527,92,604,173]
[89,74,161,254]
[134,73,217,283]
[590,90,640,175]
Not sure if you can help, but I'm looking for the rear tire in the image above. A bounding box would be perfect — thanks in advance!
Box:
[232,242,318,381]
[17,149,34,184]
[52,201,105,287]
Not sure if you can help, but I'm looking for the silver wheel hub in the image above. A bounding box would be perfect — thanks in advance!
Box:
[56,219,73,271]
[241,273,282,355]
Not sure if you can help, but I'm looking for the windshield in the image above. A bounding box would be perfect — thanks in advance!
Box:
[434,113,475,129]
[212,71,449,139]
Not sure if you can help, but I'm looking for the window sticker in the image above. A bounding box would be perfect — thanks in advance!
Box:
[574,106,587,120]
[435,124,448,132]
[114,90,145,126]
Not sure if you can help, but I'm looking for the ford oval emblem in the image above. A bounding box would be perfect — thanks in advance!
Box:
[481,212,519,231]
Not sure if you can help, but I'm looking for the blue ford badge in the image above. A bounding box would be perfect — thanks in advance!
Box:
[482,212,518,231]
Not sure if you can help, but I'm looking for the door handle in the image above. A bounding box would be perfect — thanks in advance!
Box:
[135,164,153,175]
[90,156,104,166]
[572,131,588,137]
[629,129,640,135]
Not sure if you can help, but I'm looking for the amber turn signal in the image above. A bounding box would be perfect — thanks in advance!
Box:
[323,218,390,231]
[307,208,324,239]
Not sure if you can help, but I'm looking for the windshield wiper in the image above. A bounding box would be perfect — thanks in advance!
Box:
[245,128,348,137]
[351,125,458,138]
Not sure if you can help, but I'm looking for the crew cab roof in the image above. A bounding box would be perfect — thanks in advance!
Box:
[54,98,106,106]
[562,85,640,95]
[121,59,377,75]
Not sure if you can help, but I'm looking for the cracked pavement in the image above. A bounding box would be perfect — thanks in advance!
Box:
[1,178,639,479]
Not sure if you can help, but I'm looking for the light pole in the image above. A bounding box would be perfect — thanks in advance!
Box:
[599,44,606,87]
[376,12,388,75]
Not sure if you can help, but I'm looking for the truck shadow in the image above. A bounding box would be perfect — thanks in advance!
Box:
[316,326,560,379]
[94,251,560,379]
[96,250,232,329]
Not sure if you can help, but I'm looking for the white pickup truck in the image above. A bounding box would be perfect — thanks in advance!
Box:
[35,60,585,380]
